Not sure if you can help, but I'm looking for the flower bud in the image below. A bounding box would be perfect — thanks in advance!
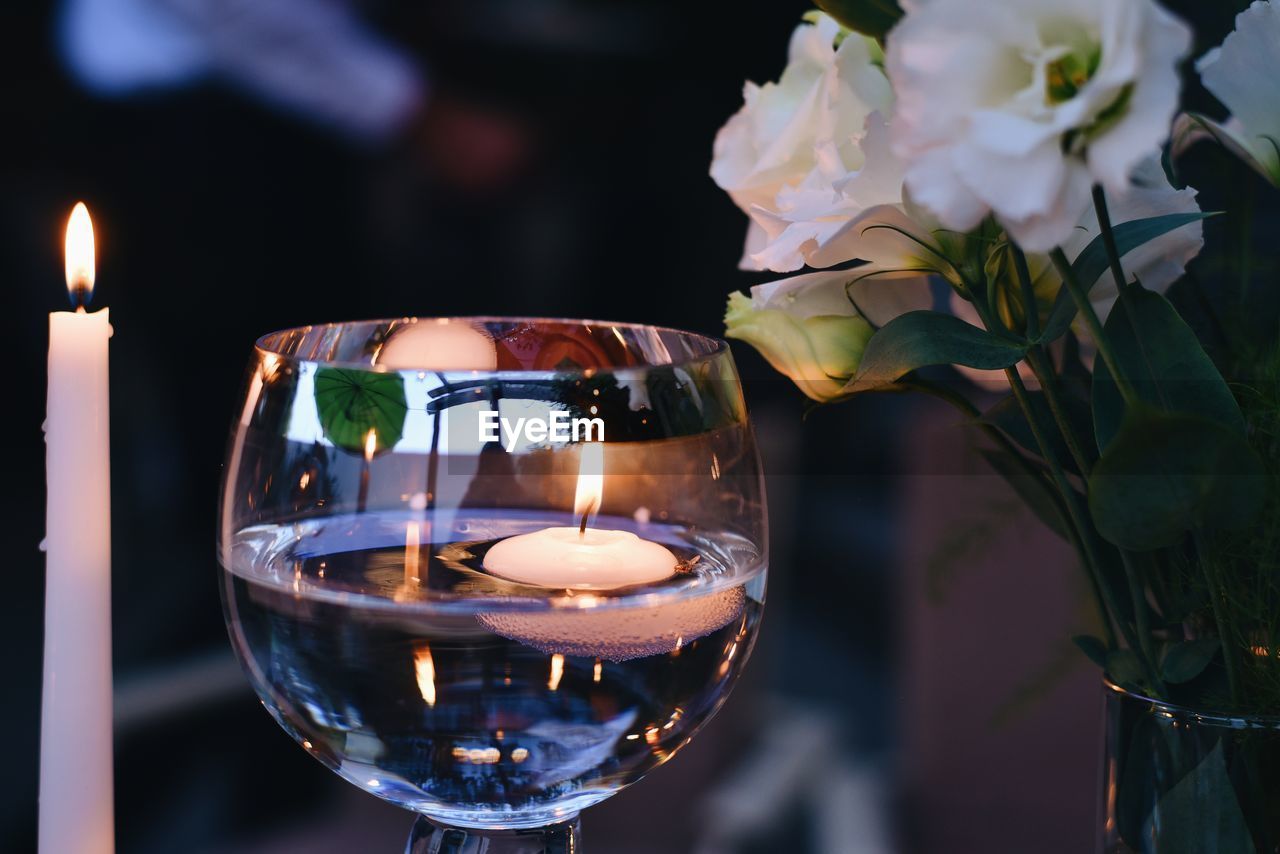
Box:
[725,291,872,402]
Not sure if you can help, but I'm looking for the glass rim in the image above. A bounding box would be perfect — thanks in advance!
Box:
[253,315,731,375]
[1103,676,1280,728]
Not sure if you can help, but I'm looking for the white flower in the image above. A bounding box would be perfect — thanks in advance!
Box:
[726,265,936,400]
[1177,1,1280,185]
[728,160,1201,398]
[886,0,1192,253]
[724,285,879,403]
[743,114,916,272]
[710,13,894,272]
[1055,158,1203,316]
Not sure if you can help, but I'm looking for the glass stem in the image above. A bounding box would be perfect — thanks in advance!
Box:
[406,815,583,854]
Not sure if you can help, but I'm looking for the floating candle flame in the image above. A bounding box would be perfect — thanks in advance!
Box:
[483,443,679,590]
[574,442,604,530]
[65,202,95,308]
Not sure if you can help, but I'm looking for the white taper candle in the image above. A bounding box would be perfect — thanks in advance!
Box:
[40,202,114,854]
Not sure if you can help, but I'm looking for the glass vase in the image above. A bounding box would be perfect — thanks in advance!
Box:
[1099,678,1280,853]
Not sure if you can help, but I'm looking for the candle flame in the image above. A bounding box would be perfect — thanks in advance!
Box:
[573,443,604,526]
[548,654,565,691]
[414,645,436,707]
[364,428,378,462]
[64,202,95,308]
[405,522,421,587]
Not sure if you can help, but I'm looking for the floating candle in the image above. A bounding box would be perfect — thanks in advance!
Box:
[483,443,678,590]
[374,319,498,371]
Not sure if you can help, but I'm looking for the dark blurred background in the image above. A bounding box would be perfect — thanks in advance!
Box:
[0,1,1261,852]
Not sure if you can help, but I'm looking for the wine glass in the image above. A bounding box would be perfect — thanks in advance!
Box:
[219,318,768,852]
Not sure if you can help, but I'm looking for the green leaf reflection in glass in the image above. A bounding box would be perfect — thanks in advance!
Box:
[314,367,408,454]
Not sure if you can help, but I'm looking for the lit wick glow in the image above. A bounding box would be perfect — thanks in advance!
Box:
[574,442,604,536]
[414,646,436,707]
[357,428,377,513]
[64,202,95,310]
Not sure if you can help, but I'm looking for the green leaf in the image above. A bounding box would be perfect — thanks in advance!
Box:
[847,311,1027,392]
[1092,284,1245,452]
[1092,283,1244,445]
[1073,634,1110,669]
[1143,740,1255,854]
[813,0,903,40]
[976,448,1070,541]
[314,367,408,454]
[1107,649,1146,690]
[1088,409,1265,550]
[1040,213,1214,344]
[1160,639,1220,684]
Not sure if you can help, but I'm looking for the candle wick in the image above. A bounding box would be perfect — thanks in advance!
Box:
[69,282,92,312]
[579,510,589,538]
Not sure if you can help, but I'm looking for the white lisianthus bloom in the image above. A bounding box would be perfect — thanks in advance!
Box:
[886,0,1192,253]
[1176,1,1280,185]
[710,12,894,272]
[743,113,915,273]
[1053,158,1203,317]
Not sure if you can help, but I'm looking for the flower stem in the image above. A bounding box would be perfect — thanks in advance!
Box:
[1014,241,1164,690]
[1117,548,1167,696]
[888,376,1063,491]
[894,376,1074,508]
[1048,247,1141,407]
[1010,245,1093,476]
[1024,349,1091,473]
[1091,184,1131,300]
[1002,365,1137,659]
[1091,184,1172,413]
[959,282,1125,653]
[1194,529,1243,706]
[896,381,1116,647]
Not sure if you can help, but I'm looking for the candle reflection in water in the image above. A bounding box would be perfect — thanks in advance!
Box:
[404,522,421,587]
[414,645,436,707]
[548,654,565,691]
